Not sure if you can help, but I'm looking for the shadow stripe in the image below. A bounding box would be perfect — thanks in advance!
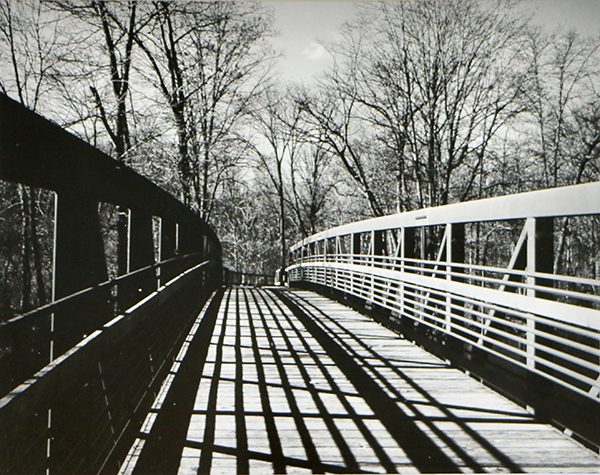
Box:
[289,290,526,472]
[131,288,223,475]
[275,290,462,474]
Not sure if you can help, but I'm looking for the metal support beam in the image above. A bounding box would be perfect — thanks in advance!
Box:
[374,230,385,256]
[52,193,107,300]
[52,192,110,355]
[127,210,155,273]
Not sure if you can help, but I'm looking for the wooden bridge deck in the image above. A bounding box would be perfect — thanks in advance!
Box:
[119,287,600,474]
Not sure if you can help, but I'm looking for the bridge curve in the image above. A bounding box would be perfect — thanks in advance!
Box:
[1,93,600,474]
[122,287,600,474]
[288,182,600,455]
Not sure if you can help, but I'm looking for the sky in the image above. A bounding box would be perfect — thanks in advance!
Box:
[268,0,600,84]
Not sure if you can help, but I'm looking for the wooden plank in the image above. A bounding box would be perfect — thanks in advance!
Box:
[121,288,600,475]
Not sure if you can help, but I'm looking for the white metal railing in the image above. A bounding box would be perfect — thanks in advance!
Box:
[287,183,600,402]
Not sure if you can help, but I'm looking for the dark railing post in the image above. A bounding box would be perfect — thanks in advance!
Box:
[121,210,155,310]
[127,210,155,272]
[160,218,178,260]
[53,192,110,355]
[53,193,108,300]
[528,217,555,416]
[178,223,200,257]
[159,218,178,284]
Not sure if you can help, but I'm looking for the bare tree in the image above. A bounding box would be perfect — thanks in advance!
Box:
[216,178,278,274]
[515,28,600,273]
[289,144,339,238]
[250,89,303,271]
[520,28,600,188]
[0,0,65,311]
[295,87,387,217]
[78,1,139,277]
[131,1,276,221]
[308,0,530,216]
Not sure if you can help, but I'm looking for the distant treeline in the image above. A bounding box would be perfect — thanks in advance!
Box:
[0,1,599,320]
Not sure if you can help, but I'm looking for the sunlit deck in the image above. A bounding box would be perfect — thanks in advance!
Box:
[119,287,600,474]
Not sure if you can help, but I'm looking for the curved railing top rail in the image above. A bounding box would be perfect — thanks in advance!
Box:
[287,181,600,444]
[0,92,218,247]
[290,182,600,251]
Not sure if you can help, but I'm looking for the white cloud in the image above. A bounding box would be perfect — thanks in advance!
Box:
[302,42,328,61]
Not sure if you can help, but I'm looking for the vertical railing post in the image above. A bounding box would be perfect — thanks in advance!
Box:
[446,223,465,333]
[120,209,155,311]
[445,223,453,332]
[324,239,327,285]
[159,218,177,284]
[370,230,375,303]
[352,233,360,265]
[53,192,109,355]
[334,236,340,290]
[373,230,385,304]
[304,244,308,281]
[535,217,554,298]
[403,227,416,319]
[526,216,554,414]
[127,210,155,273]
[53,193,108,300]
[352,233,360,295]
[178,223,202,257]
[298,244,302,281]
[525,217,537,370]
[420,226,426,272]
[399,227,405,314]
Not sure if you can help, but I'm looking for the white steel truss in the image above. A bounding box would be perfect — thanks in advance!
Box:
[288,183,600,403]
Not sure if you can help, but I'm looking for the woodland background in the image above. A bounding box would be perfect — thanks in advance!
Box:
[1,0,599,322]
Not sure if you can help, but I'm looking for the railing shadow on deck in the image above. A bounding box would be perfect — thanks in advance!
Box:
[287,183,600,453]
[275,290,527,474]
[116,287,594,474]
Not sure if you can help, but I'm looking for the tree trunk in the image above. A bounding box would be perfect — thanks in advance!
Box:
[279,183,286,271]
[18,185,32,312]
[28,188,47,306]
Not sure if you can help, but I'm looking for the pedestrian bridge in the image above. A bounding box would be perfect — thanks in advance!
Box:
[1,93,600,474]
[117,287,600,475]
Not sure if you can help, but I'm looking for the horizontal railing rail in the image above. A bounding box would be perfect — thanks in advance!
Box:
[292,182,600,243]
[0,260,221,475]
[288,183,600,413]
[0,252,208,398]
[295,254,600,312]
